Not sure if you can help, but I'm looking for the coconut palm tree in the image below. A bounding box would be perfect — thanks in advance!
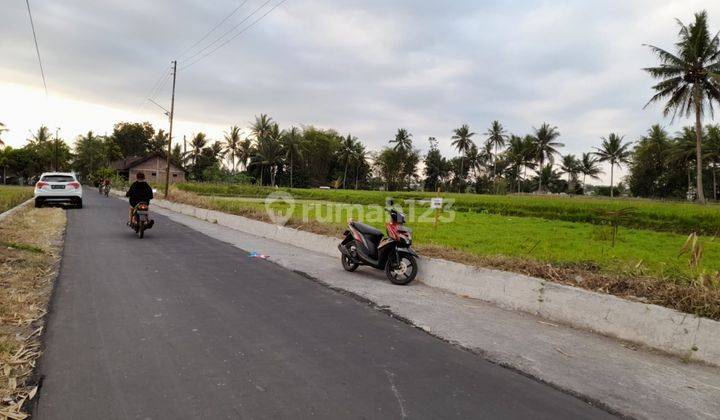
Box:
[451,124,476,192]
[535,164,562,192]
[530,123,563,192]
[705,124,720,200]
[351,141,367,190]
[251,124,284,186]
[506,135,533,193]
[579,153,603,192]
[251,114,274,142]
[643,11,720,203]
[210,141,226,160]
[670,127,702,195]
[594,133,631,198]
[0,122,7,147]
[560,154,581,193]
[484,120,507,179]
[282,126,303,188]
[188,133,208,165]
[338,134,357,189]
[390,128,413,152]
[29,125,52,144]
[223,126,242,172]
[237,138,253,171]
[464,144,484,182]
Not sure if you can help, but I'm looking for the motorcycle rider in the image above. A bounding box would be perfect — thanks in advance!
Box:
[101,178,111,194]
[125,172,153,226]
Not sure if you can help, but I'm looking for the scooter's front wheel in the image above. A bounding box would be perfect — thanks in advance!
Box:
[385,253,417,285]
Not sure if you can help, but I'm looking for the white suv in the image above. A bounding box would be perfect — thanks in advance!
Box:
[34,172,83,208]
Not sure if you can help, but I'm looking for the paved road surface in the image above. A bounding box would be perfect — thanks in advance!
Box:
[34,192,614,419]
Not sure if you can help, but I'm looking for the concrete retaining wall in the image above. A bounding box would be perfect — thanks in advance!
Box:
[142,194,720,366]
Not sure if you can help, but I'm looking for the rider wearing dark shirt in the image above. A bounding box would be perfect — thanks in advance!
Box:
[126,172,153,223]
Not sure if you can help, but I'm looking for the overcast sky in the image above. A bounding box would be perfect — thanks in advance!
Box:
[3,0,720,182]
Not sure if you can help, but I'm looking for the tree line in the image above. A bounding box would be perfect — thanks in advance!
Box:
[2,116,720,202]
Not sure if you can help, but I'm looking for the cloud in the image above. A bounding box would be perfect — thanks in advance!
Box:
[2,0,720,183]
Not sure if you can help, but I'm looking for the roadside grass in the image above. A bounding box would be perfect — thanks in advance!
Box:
[168,188,720,319]
[176,183,720,235]
[0,186,33,214]
[0,207,66,418]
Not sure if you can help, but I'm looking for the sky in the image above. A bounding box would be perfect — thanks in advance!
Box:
[3,0,720,183]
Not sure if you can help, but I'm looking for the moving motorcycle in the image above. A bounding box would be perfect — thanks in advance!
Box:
[338,200,418,285]
[129,202,154,239]
[99,184,110,197]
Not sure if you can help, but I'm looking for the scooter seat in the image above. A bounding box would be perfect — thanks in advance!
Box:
[352,221,383,238]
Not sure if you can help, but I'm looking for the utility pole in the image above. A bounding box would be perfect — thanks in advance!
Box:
[164,60,177,198]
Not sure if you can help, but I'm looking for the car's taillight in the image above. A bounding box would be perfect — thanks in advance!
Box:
[36,181,48,189]
[68,182,81,189]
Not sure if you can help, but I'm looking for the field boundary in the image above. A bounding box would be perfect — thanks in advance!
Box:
[115,190,720,366]
[0,198,33,223]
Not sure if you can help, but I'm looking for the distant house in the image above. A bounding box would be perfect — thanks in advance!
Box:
[110,152,186,184]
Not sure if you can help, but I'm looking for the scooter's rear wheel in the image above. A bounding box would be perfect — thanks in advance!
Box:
[341,253,359,272]
[385,253,417,285]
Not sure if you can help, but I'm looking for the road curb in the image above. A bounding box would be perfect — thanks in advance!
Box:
[0,197,34,223]
[124,192,720,367]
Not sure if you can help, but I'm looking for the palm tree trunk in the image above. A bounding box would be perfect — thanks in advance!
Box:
[492,145,496,179]
[355,164,359,190]
[713,161,717,201]
[459,157,464,193]
[494,144,499,195]
[695,99,706,203]
[290,155,293,189]
[343,162,348,189]
[537,158,544,193]
[610,164,615,198]
[583,173,587,194]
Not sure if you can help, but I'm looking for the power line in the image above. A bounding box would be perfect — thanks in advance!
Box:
[25,0,48,98]
[182,0,288,70]
[180,0,276,65]
[177,0,250,61]
[138,65,172,112]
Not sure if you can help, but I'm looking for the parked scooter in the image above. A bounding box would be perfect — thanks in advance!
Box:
[129,202,154,239]
[338,200,418,285]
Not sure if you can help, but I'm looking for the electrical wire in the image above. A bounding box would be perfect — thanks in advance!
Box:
[177,0,250,61]
[180,0,275,65]
[138,65,172,112]
[25,0,48,98]
[181,0,288,70]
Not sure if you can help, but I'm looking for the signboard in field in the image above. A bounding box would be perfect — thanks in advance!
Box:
[431,197,443,209]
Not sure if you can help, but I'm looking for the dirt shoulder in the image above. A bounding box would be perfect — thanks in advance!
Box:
[0,206,66,419]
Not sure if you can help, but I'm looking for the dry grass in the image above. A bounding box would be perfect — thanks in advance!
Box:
[416,244,720,320]
[168,188,720,320]
[0,207,65,419]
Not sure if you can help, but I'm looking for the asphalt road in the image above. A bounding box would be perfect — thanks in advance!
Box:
[34,191,614,419]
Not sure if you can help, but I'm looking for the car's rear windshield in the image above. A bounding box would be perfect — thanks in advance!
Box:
[41,175,75,183]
